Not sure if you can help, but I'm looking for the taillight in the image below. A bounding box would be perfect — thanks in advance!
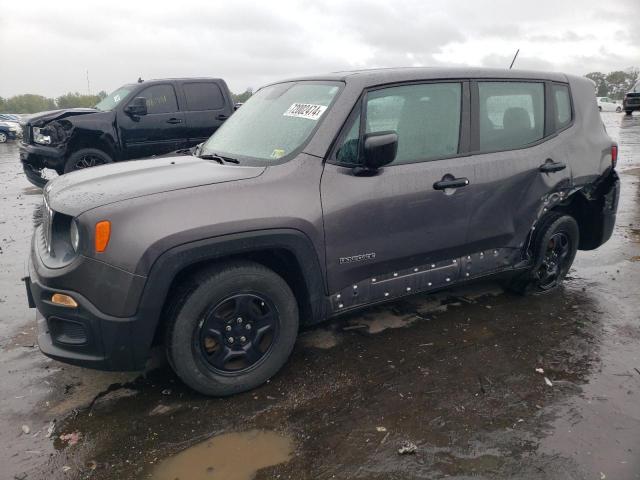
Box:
[611,145,618,168]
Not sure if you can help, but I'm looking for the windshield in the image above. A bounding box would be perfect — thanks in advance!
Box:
[633,81,640,93]
[95,85,135,112]
[201,81,341,162]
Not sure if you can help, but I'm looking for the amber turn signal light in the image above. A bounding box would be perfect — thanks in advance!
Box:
[95,221,111,253]
[51,293,78,308]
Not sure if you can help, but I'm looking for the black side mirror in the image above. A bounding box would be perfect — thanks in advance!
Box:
[362,131,398,170]
[124,97,148,116]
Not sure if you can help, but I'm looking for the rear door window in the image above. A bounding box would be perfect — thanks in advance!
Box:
[183,82,225,111]
[552,84,572,131]
[478,82,544,151]
[137,84,179,114]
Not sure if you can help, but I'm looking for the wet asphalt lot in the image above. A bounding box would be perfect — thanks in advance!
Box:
[1,112,639,480]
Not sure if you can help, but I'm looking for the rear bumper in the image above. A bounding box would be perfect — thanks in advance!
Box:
[623,97,640,111]
[596,170,620,247]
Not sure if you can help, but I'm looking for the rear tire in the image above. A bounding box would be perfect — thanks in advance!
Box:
[616,106,622,113]
[506,213,579,295]
[625,110,633,116]
[64,148,112,173]
[598,106,602,112]
[0,132,7,143]
[164,260,299,396]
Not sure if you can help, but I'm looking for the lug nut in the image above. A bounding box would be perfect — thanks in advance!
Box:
[225,325,232,331]
[240,336,247,342]
[245,324,252,330]
[237,317,243,324]
[228,337,234,343]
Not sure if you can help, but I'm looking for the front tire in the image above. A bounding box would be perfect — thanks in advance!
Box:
[507,213,579,295]
[616,106,622,113]
[0,132,7,143]
[64,148,112,173]
[165,261,299,396]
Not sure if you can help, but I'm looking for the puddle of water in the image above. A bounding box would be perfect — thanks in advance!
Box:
[151,430,293,480]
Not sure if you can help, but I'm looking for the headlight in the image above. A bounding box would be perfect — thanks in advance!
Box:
[33,127,51,145]
[70,220,80,252]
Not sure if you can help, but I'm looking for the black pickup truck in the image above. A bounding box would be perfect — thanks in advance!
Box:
[19,78,234,187]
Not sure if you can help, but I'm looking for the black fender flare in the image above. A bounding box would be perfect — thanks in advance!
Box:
[129,229,327,367]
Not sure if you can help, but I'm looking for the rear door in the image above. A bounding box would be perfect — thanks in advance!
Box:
[463,79,573,275]
[321,81,476,308]
[118,83,186,159]
[181,81,232,146]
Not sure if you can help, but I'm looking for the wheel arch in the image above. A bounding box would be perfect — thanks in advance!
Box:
[130,229,328,367]
[66,133,118,163]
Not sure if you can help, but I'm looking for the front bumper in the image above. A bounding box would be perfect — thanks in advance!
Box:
[27,235,150,371]
[28,262,145,371]
[20,142,66,173]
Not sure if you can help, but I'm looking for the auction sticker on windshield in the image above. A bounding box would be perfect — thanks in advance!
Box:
[283,103,327,120]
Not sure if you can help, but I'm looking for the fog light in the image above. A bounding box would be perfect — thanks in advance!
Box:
[51,293,78,308]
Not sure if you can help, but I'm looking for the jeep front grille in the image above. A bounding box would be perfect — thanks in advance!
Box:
[42,198,54,254]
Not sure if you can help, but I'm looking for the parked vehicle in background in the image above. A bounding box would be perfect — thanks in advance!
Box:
[0,121,20,143]
[0,113,21,122]
[597,96,622,112]
[0,114,23,138]
[26,68,619,396]
[623,80,640,115]
[19,78,234,187]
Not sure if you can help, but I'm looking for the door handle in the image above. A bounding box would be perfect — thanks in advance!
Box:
[539,159,566,173]
[166,118,182,124]
[433,177,470,190]
[216,114,229,121]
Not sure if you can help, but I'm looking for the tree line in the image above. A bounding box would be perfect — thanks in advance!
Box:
[2,67,637,114]
[0,89,253,114]
[585,68,638,99]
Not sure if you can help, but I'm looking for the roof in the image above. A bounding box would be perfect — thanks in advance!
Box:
[270,67,569,88]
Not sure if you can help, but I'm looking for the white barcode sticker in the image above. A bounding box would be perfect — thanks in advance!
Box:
[283,103,327,120]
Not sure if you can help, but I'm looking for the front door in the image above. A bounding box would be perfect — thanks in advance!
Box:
[321,81,475,310]
[118,83,186,159]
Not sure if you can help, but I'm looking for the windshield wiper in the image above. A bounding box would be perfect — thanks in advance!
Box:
[198,153,239,164]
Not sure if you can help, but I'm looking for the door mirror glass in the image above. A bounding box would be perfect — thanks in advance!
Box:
[363,131,398,169]
[125,97,148,116]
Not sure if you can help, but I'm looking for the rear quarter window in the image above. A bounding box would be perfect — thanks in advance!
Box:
[552,84,572,131]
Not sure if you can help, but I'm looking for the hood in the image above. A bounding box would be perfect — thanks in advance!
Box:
[45,156,266,216]
[24,108,100,126]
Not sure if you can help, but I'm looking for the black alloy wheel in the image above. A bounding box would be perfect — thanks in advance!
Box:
[71,153,108,170]
[196,293,280,374]
[535,232,572,290]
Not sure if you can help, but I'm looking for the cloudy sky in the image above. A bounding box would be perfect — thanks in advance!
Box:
[1,0,638,98]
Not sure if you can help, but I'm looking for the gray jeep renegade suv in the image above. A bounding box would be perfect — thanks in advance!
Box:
[26,68,620,396]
